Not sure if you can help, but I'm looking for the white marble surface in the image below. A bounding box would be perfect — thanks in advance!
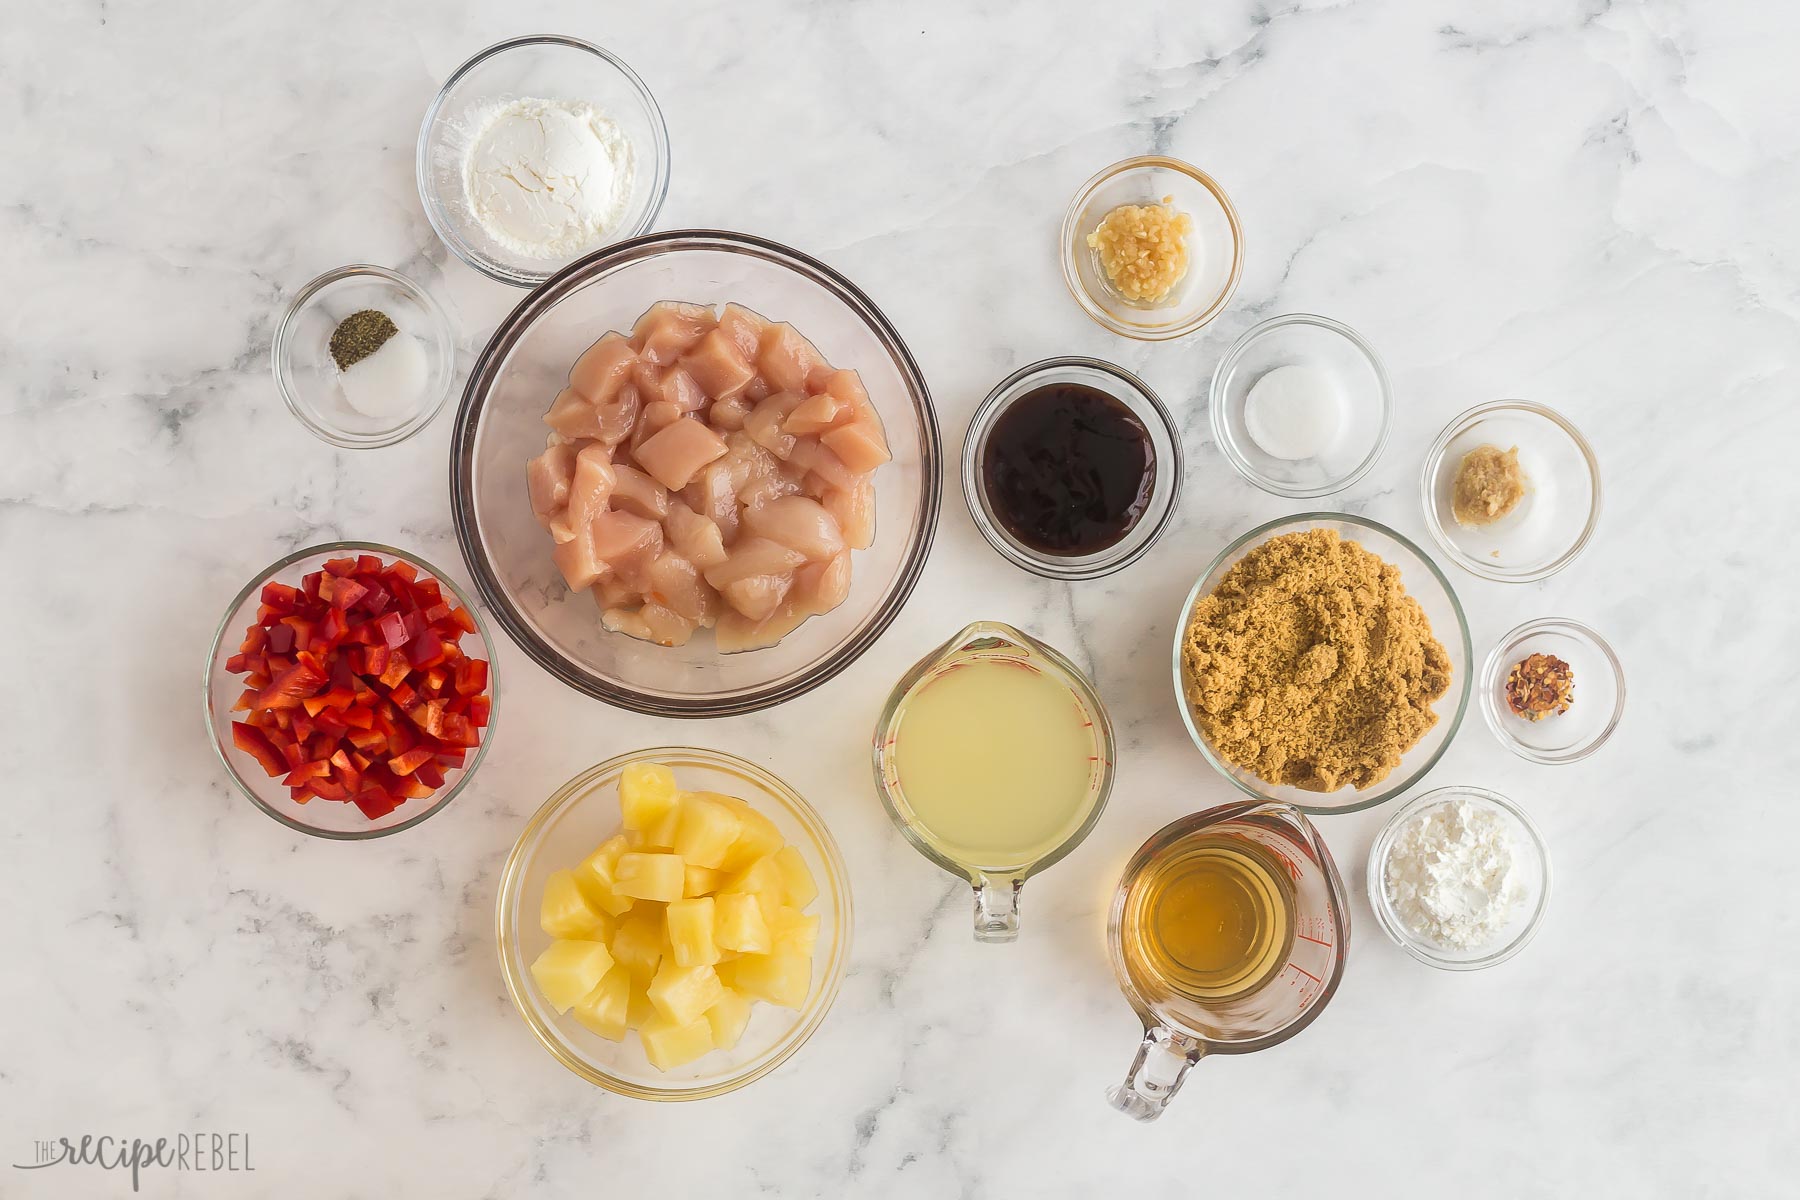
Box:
[3,0,1796,1195]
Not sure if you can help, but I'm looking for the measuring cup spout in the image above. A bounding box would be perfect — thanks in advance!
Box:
[972,875,1021,943]
[1107,1025,1204,1122]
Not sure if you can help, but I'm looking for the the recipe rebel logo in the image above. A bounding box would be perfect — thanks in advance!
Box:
[12,1131,254,1192]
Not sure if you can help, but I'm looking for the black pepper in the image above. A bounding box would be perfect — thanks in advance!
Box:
[329,309,398,371]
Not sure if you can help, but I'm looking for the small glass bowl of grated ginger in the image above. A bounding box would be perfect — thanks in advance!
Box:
[1061,156,1243,341]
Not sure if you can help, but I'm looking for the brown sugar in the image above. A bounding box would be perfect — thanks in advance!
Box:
[1450,443,1526,527]
[1180,528,1453,792]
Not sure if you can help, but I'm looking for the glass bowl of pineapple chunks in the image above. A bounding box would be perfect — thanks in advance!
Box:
[497,747,852,1099]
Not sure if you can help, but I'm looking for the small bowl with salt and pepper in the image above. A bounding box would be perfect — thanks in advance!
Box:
[271,263,456,448]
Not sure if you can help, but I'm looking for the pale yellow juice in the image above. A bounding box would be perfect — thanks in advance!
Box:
[891,658,1098,870]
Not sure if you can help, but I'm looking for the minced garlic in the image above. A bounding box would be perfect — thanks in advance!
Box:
[1086,196,1193,303]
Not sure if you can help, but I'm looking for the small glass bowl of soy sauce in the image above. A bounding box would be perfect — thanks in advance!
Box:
[962,358,1182,580]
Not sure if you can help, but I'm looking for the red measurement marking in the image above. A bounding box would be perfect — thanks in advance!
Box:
[1286,963,1323,985]
[1295,932,1332,947]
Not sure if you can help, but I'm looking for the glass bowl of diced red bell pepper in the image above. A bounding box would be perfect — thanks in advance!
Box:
[204,542,499,839]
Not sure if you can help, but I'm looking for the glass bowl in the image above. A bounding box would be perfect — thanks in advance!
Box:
[271,265,456,448]
[449,229,942,717]
[1170,514,1473,815]
[1210,313,1392,498]
[1421,400,1601,582]
[1059,155,1243,340]
[1367,786,1553,971]
[417,35,670,288]
[961,357,1182,580]
[495,747,852,1100]
[203,541,500,840]
[1480,618,1624,764]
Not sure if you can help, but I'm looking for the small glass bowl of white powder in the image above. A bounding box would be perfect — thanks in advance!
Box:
[1367,786,1552,971]
[417,35,670,287]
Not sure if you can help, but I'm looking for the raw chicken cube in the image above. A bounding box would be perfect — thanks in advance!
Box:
[783,392,847,435]
[756,323,827,393]
[823,420,893,473]
[570,332,637,405]
[608,464,671,520]
[644,551,712,622]
[702,537,807,587]
[527,441,576,525]
[823,479,875,550]
[544,387,607,441]
[744,392,805,459]
[714,604,808,653]
[710,393,753,431]
[718,303,769,359]
[562,442,618,535]
[741,496,846,561]
[636,418,730,491]
[640,399,684,434]
[786,437,858,493]
[553,531,605,592]
[794,552,851,615]
[823,369,881,427]
[604,603,697,648]
[742,376,773,403]
[589,509,663,566]
[681,328,757,400]
[684,463,739,542]
[663,501,729,570]
[633,301,716,365]
[657,365,708,413]
[720,575,792,622]
[594,386,642,447]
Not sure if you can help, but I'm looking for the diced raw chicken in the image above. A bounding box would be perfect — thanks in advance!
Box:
[823,478,875,550]
[633,302,716,366]
[702,537,807,588]
[741,496,845,561]
[644,551,713,623]
[590,509,664,565]
[684,462,739,542]
[795,552,851,615]
[657,366,707,413]
[664,500,729,569]
[636,418,730,491]
[717,303,768,360]
[641,400,684,433]
[757,324,827,393]
[527,441,576,525]
[720,574,792,622]
[744,392,805,460]
[609,464,670,520]
[544,387,607,441]
[715,603,808,653]
[742,376,772,403]
[594,386,641,447]
[603,603,697,647]
[783,392,846,436]
[681,329,756,400]
[823,369,879,424]
[553,531,605,592]
[561,442,618,541]
[787,436,858,493]
[592,573,638,609]
[822,421,892,473]
[710,394,753,431]
[570,333,637,406]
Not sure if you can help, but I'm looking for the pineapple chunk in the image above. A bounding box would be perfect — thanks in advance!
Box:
[640,1013,715,1070]
[646,961,724,1027]
[541,868,614,941]
[609,906,667,977]
[665,897,721,967]
[614,852,686,902]
[626,975,656,1030]
[573,836,634,916]
[768,906,821,957]
[720,855,787,923]
[705,987,753,1051]
[572,967,631,1041]
[634,803,683,851]
[772,845,819,909]
[529,939,615,1015]
[714,891,772,954]
[673,793,744,870]
[730,952,812,1009]
[713,796,785,872]
[683,864,724,897]
[619,761,679,830]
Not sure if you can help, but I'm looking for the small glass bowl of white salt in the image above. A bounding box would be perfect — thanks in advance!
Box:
[272,264,456,448]
[1367,786,1553,972]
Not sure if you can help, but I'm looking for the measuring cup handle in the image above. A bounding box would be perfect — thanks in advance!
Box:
[1107,1026,1204,1121]
[972,876,1021,943]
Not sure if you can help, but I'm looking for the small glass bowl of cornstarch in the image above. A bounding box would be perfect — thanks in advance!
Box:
[1367,786,1552,971]
[417,35,670,287]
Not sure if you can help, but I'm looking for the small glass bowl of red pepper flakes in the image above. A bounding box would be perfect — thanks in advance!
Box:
[205,541,499,839]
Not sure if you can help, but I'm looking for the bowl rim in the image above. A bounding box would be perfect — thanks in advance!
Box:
[960,356,1184,579]
[1479,616,1626,764]
[414,33,672,288]
[1365,784,1554,971]
[1058,154,1244,341]
[1208,312,1394,499]
[270,264,457,449]
[1419,399,1602,583]
[494,746,853,1100]
[447,227,944,717]
[203,540,500,841]
[1169,513,1473,815]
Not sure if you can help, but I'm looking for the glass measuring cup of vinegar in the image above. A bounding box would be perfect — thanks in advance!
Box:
[873,622,1115,941]
[1106,801,1350,1120]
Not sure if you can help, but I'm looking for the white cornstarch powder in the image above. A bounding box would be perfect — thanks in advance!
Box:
[1382,799,1524,950]
[461,97,635,259]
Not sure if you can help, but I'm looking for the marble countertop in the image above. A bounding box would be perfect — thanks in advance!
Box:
[4,1,1795,1195]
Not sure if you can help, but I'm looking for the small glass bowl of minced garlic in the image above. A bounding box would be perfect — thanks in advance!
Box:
[272,264,457,448]
[1060,156,1242,340]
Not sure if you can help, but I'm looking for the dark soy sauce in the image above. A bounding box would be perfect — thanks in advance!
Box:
[981,382,1156,556]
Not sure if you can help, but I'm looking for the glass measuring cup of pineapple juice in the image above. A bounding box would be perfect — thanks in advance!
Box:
[873,622,1114,941]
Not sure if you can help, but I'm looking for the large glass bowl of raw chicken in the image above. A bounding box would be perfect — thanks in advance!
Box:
[450,230,942,716]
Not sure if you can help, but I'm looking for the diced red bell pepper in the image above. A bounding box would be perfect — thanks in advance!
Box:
[378,656,410,690]
[358,581,391,615]
[342,705,375,730]
[361,644,390,676]
[388,747,435,776]
[376,611,408,650]
[279,739,306,770]
[347,727,387,753]
[282,759,331,787]
[435,747,467,769]
[449,606,479,635]
[384,560,417,584]
[423,667,448,694]
[231,722,288,777]
[260,581,301,613]
[467,695,491,728]
[306,778,351,802]
[264,623,295,655]
[322,556,356,578]
[393,775,434,800]
[301,686,355,717]
[422,602,452,626]
[331,577,368,612]
[355,554,383,574]
[312,710,350,738]
[302,571,323,602]
[353,788,399,820]
[407,699,447,738]
[253,658,327,710]
[414,761,447,789]
[454,659,489,697]
[405,628,446,670]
